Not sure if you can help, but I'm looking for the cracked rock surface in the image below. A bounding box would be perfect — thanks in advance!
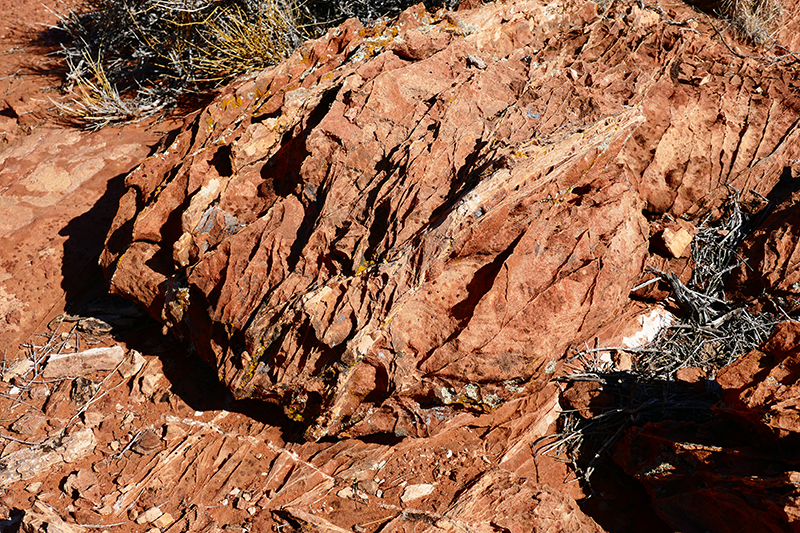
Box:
[103,0,800,442]
[4,0,800,531]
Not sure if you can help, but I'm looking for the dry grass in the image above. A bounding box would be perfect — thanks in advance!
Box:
[53,0,454,128]
[55,0,311,128]
[54,51,168,129]
[720,0,784,45]
[191,2,309,81]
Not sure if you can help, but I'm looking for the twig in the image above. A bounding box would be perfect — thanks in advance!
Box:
[0,433,39,445]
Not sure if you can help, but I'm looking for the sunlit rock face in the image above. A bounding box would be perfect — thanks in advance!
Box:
[101,0,800,444]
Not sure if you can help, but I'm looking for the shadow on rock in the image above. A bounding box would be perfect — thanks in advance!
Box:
[58,172,126,306]
[544,321,800,533]
[56,155,306,443]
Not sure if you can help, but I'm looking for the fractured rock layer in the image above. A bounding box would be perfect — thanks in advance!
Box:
[101,0,800,442]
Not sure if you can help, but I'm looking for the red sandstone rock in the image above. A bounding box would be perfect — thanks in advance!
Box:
[732,189,800,301]
[101,0,800,444]
[4,0,800,531]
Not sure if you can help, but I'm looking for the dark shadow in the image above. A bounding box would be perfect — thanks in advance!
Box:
[765,166,800,207]
[144,324,308,443]
[550,369,800,532]
[0,509,23,533]
[55,149,307,444]
[58,172,128,312]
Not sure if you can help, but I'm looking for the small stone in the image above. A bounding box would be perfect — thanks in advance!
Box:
[153,511,174,528]
[614,351,634,372]
[76,317,113,336]
[25,482,42,493]
[400,483,436,503]
[11,412,46,436]
[131,429,163,455]
[82,411,104,428]
[135,506,163,524]
[676,366,706,383]
[63,470,101,504]
[109,440,120,451]
[358,480,379,495]
[98,506,114,516]
[336,487,354,499]
[42,346,125,379]
[247,506,258,516]
[163,424,186,441]
[661,227,693,258]
[2,359,34,382]
[118,350,146,379]
[138,373,164,399]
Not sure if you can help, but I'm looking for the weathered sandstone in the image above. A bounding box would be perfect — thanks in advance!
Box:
[101,0,800,442]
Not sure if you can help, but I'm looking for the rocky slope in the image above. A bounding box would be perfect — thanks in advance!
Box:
[3,0,800,531]
[101,0,800,440]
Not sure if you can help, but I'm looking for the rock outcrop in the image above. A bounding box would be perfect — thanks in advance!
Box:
[1,0,800,531]
[101,0,800,442]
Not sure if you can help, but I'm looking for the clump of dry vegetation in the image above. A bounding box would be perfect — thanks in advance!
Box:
[720,0,784,45]
[54,0,457,129]
[54,0,311,128]
[536,191,786,483]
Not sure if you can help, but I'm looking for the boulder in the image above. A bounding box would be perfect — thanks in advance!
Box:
[100,0,800,441]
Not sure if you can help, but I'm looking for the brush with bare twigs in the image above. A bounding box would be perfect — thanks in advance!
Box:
[52,0,457,129]
[535,190,785,485]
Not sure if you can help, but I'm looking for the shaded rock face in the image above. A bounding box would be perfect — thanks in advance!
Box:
[613,321,800,532]
[101,0,800,442]
[733,188,800,300]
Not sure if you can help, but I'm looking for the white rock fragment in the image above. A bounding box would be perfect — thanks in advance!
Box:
[118,349,146,379]
[400,483,436,503]
[135,506,163,524]
[0,428,96,488]
[153,512,175,528]
[42,345,125,379]
[2,359,34,382]
[622,309,674,349]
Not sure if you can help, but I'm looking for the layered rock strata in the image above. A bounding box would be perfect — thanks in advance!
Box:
[101,0,800,446]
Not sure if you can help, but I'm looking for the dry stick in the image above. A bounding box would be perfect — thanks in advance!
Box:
[0,433,39,445]
[65,358,128,430]
[5,323,73,417]
[113,429,146,460]
[0,392,39,410]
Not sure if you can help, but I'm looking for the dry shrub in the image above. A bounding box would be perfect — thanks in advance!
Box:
[54,0,456,128]
[55,0,309,128]
[720,0,784,45]
[536,191,785,483]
